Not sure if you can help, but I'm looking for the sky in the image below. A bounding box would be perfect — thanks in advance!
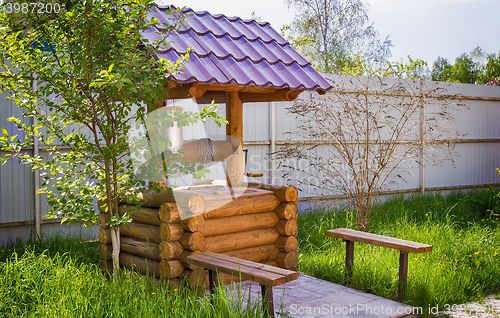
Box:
[165,0,500,65]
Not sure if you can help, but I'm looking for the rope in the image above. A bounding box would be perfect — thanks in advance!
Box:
[192,138,215,163]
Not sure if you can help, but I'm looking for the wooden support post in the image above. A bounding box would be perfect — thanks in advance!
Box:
[398,251,409,301]
[345,240,354,284]
[261,284,275,318]
[226,91,244,186]
[209,269,217,293]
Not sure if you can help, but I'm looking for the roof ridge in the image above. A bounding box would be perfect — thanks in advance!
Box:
[155,4,272,27]
[184,8,271,27]
[160,46,312,68]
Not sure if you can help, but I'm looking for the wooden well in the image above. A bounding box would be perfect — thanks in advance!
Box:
[97,5,331,286]
[99,183,298,288]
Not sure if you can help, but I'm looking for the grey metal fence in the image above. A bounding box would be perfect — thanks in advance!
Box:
[1,75,499,244]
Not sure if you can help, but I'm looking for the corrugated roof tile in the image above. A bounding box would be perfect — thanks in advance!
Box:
[145,5,332,92]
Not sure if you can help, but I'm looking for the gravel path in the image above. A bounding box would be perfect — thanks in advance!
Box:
[444,295,500,318]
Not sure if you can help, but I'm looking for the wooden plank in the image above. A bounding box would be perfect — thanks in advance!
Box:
[193,255,287,286]
[326,228,432,253]
[185,252,287,286]
[204,252,298,282]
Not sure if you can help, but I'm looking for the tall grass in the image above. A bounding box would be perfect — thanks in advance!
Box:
[0,238,264,317]
[299,191,500,311]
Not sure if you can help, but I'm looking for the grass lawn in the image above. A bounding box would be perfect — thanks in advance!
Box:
[0,191,498,317]
[299,190,500,312]
[0,238,264,317]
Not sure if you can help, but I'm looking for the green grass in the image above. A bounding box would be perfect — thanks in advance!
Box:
[298,190,500,311]
[0,237,266,317]
[1,191,498,317]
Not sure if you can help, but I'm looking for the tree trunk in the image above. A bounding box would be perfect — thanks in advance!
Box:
[110,227,121,271]
[356,195,373,232]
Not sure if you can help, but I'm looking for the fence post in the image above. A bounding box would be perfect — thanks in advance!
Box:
[269,101,276,185]
[418,81,426,194]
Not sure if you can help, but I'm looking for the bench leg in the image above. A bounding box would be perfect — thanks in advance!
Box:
[261,285,274,318]
[208,269,217,293]
[344,240,354,284]
[398,251,408,301]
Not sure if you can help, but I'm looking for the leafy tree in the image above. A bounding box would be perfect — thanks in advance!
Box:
[431,57,454,82]
[283,0,392,74]
[276,77,460,231]
[0,0,223,270]
[342,55,430,80]
[431,47,500,84]
[478,52,500,84]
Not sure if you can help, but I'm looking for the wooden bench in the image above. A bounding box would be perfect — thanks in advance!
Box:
[185,251,298,317]
[326,228,432,301]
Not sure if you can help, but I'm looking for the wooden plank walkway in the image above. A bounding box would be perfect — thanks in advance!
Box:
[226,274,418,317]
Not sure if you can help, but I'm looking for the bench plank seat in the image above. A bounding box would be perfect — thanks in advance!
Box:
[326,228,432,301]
[204,252,298,282]
[184,251,299,317]
[186,252,287,286]
[326,228,432,253]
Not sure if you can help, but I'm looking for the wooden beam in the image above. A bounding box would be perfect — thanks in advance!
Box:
[188,83,277,94]
[164,85,192,100]
[189,83,209,98]
[240,90,302,103]
[196,90,302,104]
[195,91,228,104]
[155,100,166,108]
[165,81,302,103]
[226,91,244,186]
[226,91,243,143]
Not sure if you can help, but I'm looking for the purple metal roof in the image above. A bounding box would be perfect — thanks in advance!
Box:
[144,5,332,92]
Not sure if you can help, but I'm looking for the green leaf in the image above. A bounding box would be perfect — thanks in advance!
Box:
[7,117,20,125]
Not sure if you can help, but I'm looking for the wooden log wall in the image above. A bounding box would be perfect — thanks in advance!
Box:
[99,185,298,288]
[248,184,299,270]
